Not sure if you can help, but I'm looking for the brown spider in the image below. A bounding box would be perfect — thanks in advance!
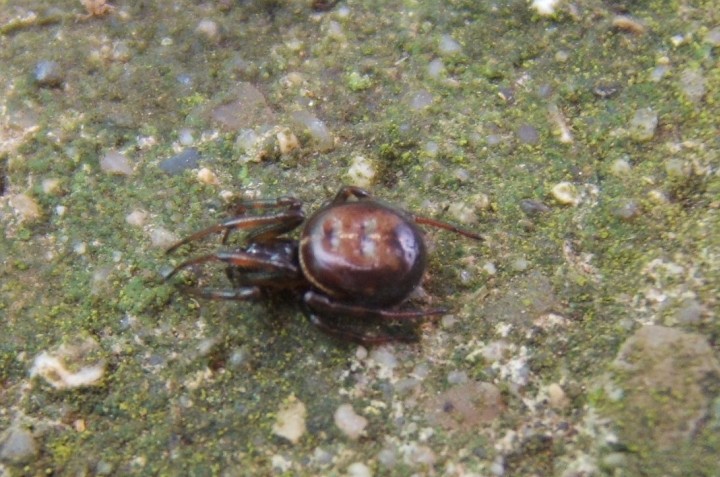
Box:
[165,186,482,345]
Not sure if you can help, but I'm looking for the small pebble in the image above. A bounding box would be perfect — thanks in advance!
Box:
[438,34,462,55]
[483,262,497,275]
[408,90,434,110]
[551,182,580,206]
[272,397,307,444]
[346,462,372,477]
[517,124,540,145]
[613,198,640,220]
[159,148,200,175]
[33,60,63,87]
[629,108,658,142]
[610,158,632,176]
[448,202,478,225]
[312,447,334,466]
[447,370,469,385]
[650,64,671,82]
[41,178,62,195]
[195,19,220,42]
[426,58,445,78]
[125,209,148,227]
[334,404,367,440]
[369,347,398,370]
[377,448,397,468]
[406,445,436,466]
[423,141,439,156]
[665,157,688,177]
[291,111,334,152]
[30,338,105,389]
[520,199,550,216]
[679,68,706,103]
[10,193,42,221]
[149,227,178,248]
[197,167,219,185]
[0,426,38,464]
[530,0,560,16]
[276,128,300,155]
[612,15,646,34]
[647,189,668,204]
[347,155,376,188]
[100,150,133,176]
[471,192,491,211]
[178,128,194,146]
[547,383,569,409]
[705,27,720,46]
[510,257,528,271]
[676,298,702,324]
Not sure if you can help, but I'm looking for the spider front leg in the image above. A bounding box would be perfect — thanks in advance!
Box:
[166,197,305,254]
[330,186,483,240]
[302,291,444,344]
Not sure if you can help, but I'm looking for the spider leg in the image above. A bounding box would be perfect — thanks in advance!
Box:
[304,311,419,345]
[229,196,302,215]
[166,210,304,254]
[301,291,446,345]
[413,215,485,240]
[303,291,446,321]
[176,285,262,301]
[165,250,299,281]
[331,186,483,240]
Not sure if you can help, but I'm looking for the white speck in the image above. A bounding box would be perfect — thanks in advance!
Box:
[334,404,368,440]
[100,150,133,176]
[149,227,178,249]
[73,242,87,255]
[347,155,376,188]
[551,181,580,206]
[197,167,219,185]
[178,128,194,146]
[270,454,292,472]
[125,209,148,227]
[30,338,105,389]
[272,396,307,444]
[195,19,220,42]
[530,0,561,16]
[347,462,373,477]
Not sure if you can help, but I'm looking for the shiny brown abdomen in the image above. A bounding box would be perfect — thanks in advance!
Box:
[299,201,427,307]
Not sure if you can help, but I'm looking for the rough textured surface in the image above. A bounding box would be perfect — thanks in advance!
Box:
[0,0,718,475]
[608,326,720,450]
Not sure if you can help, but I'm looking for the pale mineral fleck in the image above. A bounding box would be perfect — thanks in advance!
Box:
[100,150,133,175]
[30,338,105,389]
[125,209,148,227]
[272,396,307,444]
[197,167,219,185]
[551,182,580,206]
[347,155,376,188]
[10,193,42,221]
[150,227,178,248]
[531,0,561,16]
[334,404,368,440]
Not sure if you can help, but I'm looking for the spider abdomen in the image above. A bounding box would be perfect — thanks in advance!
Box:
[299,201,427,307]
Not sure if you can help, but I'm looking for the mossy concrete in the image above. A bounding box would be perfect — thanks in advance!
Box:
[1,0,718,475]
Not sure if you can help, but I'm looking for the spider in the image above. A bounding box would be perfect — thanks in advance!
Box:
[165,186,482,345]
